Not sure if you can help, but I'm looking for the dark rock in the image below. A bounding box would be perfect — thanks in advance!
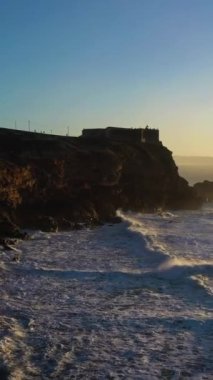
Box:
[59,218,73,230]
[0,128,202,235]
[36,216,58,232]
[105,216,122,224]
[193,180,213,201]
[71,222,84,230]
[0,215,27,240]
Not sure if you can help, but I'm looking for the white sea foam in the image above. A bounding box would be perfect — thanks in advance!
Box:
[0,205,212,379]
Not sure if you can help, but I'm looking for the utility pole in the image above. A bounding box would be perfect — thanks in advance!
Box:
[28,120,31,131]
[67,126,70,136]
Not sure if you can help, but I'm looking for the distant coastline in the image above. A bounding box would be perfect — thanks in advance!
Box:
[175,156,213,185]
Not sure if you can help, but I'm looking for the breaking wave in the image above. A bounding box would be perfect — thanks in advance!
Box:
[0,204,212,379]
[117,207,213,294]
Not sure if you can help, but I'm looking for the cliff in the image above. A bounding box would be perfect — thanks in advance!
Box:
[0,128,201,237]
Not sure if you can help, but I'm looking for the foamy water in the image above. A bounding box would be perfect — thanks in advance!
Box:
[0,204,212,379]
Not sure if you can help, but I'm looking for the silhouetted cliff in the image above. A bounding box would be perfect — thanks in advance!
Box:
[0,128,201,236]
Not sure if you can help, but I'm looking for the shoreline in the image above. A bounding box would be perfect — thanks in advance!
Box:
[0,211,212,379]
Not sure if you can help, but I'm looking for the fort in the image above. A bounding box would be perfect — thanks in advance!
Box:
[81,126,160,144]
[0,125,160,145]
[0,126,201,242]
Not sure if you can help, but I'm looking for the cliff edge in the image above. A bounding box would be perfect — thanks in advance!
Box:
[0,128,201,236]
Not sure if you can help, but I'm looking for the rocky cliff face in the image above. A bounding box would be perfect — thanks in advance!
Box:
[0,128,201,236]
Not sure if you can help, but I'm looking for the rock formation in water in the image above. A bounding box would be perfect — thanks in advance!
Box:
[0,128,201,237]
[193,180,213,202]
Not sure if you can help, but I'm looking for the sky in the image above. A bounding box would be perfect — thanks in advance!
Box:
[0,0,213,156]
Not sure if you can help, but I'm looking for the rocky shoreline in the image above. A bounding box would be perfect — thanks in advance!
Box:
[0,128,202,242]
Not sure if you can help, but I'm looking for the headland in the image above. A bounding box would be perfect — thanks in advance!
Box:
[0,126,201,239]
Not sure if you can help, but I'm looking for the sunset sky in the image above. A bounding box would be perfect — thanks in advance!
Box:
[1,0,213,156]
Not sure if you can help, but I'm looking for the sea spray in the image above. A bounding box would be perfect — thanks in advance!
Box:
[0,206,212,378]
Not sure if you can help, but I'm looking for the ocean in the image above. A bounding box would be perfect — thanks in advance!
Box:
[0,204,212,379]
[174,156,213,185]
